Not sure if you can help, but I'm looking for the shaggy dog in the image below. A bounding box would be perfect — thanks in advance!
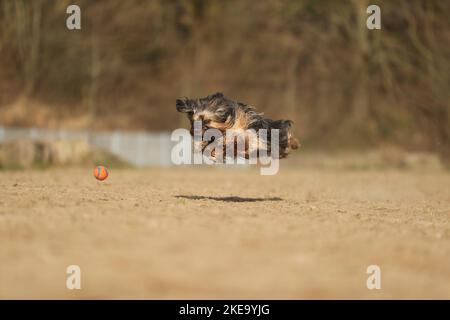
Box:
[176,92,299,160]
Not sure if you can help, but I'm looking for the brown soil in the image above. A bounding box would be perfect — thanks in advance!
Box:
[0,166,449,299]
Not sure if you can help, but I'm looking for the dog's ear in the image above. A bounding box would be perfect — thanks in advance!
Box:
[282,120,293,128]
[210,92,224,100]
[266,119,294,131]
[176,97,194,113]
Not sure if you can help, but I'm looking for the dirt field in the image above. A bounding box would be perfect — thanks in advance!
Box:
[0,165,449,299]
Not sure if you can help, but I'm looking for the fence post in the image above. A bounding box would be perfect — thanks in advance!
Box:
[30,127,38,140]
[111,131,121,155]
[0,126,5,142]
[159,133,170,166]
[137,132,146,167]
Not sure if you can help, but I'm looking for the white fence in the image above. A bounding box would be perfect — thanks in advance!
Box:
[0,126,174,167]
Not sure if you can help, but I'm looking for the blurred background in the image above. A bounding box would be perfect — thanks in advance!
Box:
[0,0,449,168]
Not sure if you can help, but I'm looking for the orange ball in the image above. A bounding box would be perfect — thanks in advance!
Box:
[93,166,109,181]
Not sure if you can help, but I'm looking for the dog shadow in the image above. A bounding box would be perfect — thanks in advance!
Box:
[175,195,282,203]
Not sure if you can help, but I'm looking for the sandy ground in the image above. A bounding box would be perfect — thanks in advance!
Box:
[0,165,449,299]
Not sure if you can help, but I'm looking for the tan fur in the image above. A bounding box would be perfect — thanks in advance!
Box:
[230,108,250,130]
[177,93,299,160]
[205,108,253,158]
[288,132,299,150]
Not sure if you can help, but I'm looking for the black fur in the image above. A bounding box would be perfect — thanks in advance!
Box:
[176,93,298,158]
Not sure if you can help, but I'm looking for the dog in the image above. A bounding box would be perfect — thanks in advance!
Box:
[176,92,299,160]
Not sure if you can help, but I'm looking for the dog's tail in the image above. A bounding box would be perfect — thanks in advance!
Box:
[268,119,300,158]
[280,120,300,150]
